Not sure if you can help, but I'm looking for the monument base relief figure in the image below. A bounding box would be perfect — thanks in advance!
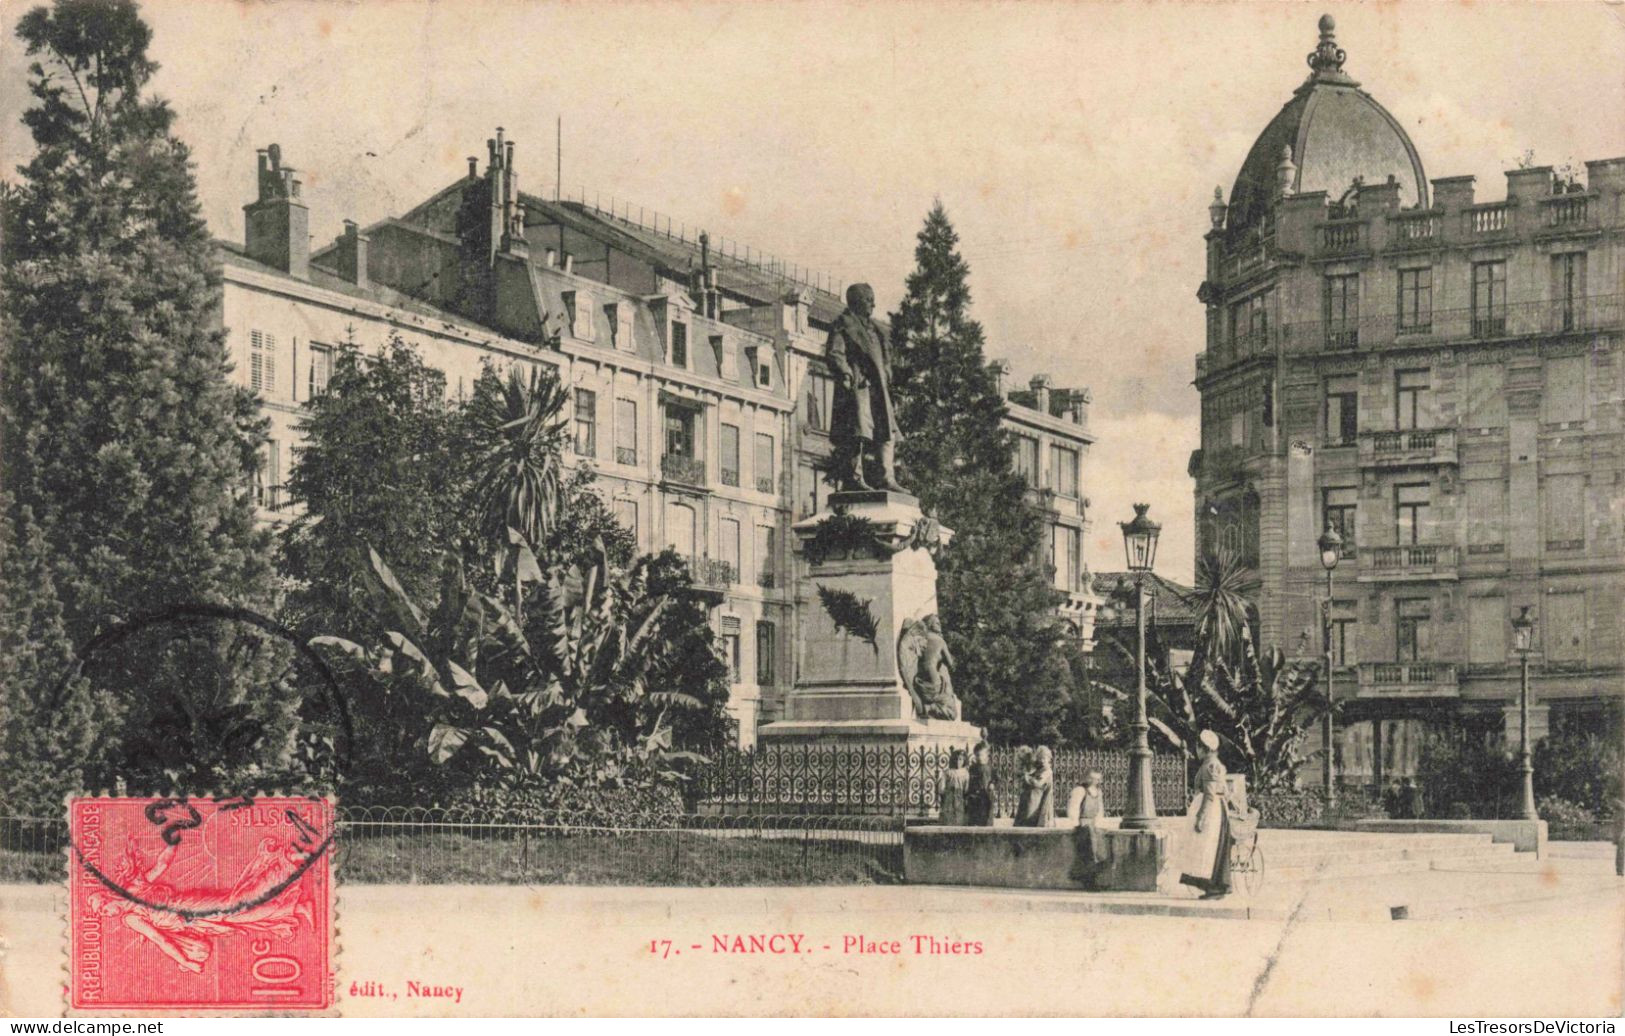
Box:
[757,277,980,760]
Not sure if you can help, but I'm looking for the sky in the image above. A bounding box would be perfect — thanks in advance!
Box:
[3,0,1622,582]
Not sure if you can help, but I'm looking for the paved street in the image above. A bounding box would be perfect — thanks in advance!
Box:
[5,850,1620,1017]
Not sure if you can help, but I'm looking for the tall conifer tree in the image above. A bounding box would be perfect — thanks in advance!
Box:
[0,0,289,788]
[889,202,1081,745]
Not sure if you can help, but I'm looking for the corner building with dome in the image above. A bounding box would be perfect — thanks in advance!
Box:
[1193,16,1624,789]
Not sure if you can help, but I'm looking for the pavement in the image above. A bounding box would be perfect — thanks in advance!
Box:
[3,847,1621,1016]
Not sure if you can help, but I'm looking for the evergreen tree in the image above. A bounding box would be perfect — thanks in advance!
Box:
[888,202,1079,746]
[281,333,474,640]
[1,0,288,787]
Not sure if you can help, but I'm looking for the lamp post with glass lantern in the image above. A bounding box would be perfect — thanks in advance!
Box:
[1119,503,1162,830]
[1511,606,1538,820]
[1317,523,1343,807]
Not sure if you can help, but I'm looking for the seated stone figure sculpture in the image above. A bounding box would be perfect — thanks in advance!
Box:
[897,614,959,721]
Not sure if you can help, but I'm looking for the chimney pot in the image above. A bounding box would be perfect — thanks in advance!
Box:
[244,143,309,279]
[545,248,558,268]
[468,156,479,178]
[562,253,574,275]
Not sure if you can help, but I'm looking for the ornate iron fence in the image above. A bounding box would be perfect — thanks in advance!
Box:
[692,744,1188,818]
[0,810,903,887]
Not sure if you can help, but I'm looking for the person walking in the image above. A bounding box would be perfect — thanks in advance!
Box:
[1177,730,1234,899]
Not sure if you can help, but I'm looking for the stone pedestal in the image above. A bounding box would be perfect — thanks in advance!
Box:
[758,490,983,750]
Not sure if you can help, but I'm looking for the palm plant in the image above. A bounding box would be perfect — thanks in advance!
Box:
[1181,546,1255,674]
[315,542,707,787]
[466,365,571,614]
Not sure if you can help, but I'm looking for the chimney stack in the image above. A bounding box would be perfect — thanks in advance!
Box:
[244,143,309,279]
[1029,373,1053,414]
[335,219,369,288]
[992,360,1012,397]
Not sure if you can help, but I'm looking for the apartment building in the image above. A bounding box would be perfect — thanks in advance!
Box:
[1192,16,1625,785]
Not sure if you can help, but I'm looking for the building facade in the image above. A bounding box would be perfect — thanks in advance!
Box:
[1193,17,1625,786]
[224,133,1102,747]
[999,368,1101,648]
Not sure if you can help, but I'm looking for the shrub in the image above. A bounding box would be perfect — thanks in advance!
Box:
[1416,732,1520,819]
[1252,788,1325,828]
[1534,732,1622,819]
[1536,795,1604,842]
[466,772,686,828]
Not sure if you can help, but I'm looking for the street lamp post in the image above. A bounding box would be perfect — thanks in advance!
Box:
[1119,503,1162,830]
[1317,523,1343,808]
[1512,606,1538,820]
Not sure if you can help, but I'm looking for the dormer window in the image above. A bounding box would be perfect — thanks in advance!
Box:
[745,345,772,389]
[611,302,636,353]
[563,290,594,341]
[668,321,689,368]
[712,335,733,380]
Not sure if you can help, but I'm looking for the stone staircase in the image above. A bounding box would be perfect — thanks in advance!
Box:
[1256,828,1522,884]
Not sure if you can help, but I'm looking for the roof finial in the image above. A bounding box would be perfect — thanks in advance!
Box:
[1275,144,1297,198]
[1307,13,1347,76]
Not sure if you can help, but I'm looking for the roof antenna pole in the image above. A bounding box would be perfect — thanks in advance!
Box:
[555,116,562,202]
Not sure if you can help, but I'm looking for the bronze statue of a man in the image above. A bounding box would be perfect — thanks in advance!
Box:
[826,283,903,492]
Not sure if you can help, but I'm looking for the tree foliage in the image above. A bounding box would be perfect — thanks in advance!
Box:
[1,0,289,793]
[887,201,1079,745]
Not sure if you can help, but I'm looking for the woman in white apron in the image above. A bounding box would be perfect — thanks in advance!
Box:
[1174,730,1233,899]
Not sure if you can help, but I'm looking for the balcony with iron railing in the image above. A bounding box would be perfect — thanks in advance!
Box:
[1258,294,1622,357]
[1357,661,1459,698]
[660,453,707,488]
[1358,544,1459,582]
[678,554,734,604]
[1357,428,1457,469]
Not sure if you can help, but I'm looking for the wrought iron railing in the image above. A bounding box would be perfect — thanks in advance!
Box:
[692,744,1187,818]
[720,467,740,488]
[1364,545,1458,576]
[615,446,637,466]
[684,555,736,588]
[755,477,775,495]
[660,453,706,487]
[0,812,905,887]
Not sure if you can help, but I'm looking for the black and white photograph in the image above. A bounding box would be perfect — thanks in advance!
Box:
[0,0,1621,1020]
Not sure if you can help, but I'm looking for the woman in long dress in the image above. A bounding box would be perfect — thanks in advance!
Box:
[966,742,996,826]
[937,748,971,825]
[1177,730,1234,899]
[1015,746,1055,828]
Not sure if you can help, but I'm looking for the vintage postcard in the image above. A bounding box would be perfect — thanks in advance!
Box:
[0,0,1622,1021]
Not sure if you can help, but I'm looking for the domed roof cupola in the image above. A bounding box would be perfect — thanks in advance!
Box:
[1224,15,1427,236]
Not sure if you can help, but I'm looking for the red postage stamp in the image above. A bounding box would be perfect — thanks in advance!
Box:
[68,795,336,1013]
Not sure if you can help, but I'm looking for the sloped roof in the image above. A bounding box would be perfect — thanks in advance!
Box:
[1090,571,1200,629]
